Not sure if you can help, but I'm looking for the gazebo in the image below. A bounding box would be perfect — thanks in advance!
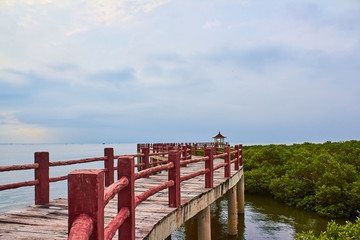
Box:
[213,131,227,146]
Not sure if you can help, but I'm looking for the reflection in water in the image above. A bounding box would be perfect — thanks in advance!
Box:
[169,193,348,240]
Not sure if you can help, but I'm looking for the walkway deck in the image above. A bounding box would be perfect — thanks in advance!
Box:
[0,157,243,240]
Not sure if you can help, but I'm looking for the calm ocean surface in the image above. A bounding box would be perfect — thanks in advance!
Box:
[0,143,339,239]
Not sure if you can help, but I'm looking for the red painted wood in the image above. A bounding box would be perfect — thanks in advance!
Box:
[49,157,106,167]
[205,147,214,188]
[49,175,68,183]
[104,148,114,187]
[180,169,210,182]
[234,145,239,170]
[68,169,104,240]
[168,150,180,208]
[214,152,227,158]
[225,146,231,178]
[148,151,168,156]
[0,163,39,172]
[0,179,39,191]
[214,162,227,171]
[104,176,129,206]
[142,147,150,177]
[35,152,49,205]
[117,157,135,240]
[239,144,243,166]
[104,207,130,240]
[149,160,168,166]
[135,180,174,207]
[180,156,208,166]
[134,162,173,180]
[181,146,187,167]
[134,163,145,168]
[68,214,94,240]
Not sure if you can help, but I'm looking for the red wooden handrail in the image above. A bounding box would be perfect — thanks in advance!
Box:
[214,152,227,158]
[149,160,168,166]
[135,180,174,207]
[49,175,68,183]
[49,157,107,167]
[0,180,39,191]
[180,156,208,166]
[68,214,94,240]
[104,176,129,206]
[104,207,130,240]
[0,163,39,172]
[180,169,210,182]
[134,162,174,180]
[214,162,228,171]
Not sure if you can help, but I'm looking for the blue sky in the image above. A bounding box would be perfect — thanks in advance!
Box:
[0,0,359,144]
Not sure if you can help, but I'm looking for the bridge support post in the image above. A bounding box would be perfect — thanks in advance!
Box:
[104,148,114,187]
[68,169,104,240]
[35,152,49,205]
[228,186,237,236]
[197,206,211,240]
[237,173,245,214]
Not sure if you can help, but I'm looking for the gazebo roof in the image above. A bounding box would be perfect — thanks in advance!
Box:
[213,131,226,139]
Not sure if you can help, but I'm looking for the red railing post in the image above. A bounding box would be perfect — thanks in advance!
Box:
[182,146,187,167]
[168,150,180,208]
[68,169,104,240]
[194,143,197,156]
[239,144,243,166]
[205,147,214,188]
[142,147,149,171]
[234,145,239,171]
[187,144,192,159]
[35,152,49,205]
[117,157,135,240]
[225,146,231,178]
[104,148,114,187]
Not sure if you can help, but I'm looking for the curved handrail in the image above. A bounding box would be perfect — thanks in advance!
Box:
[68,214,94,240]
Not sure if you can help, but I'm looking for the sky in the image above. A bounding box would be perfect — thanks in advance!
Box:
[0,0,359,144]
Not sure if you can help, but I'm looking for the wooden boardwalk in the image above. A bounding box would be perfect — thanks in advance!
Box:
[0,157,243,240]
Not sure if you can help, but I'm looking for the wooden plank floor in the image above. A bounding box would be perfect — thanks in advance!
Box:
[0,157,241,240]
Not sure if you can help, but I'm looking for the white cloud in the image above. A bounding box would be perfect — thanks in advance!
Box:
[64,0,170,36]
[203,19,221,29]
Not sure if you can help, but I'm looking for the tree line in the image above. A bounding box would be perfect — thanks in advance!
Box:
[243,140,360,218]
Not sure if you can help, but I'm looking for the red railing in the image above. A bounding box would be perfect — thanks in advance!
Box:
[67,143,243,240]
[0,142,242,239]
[0,147,175,205]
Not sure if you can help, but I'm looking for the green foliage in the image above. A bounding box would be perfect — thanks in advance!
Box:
[296,216,360,239]
[243,141,360,218]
